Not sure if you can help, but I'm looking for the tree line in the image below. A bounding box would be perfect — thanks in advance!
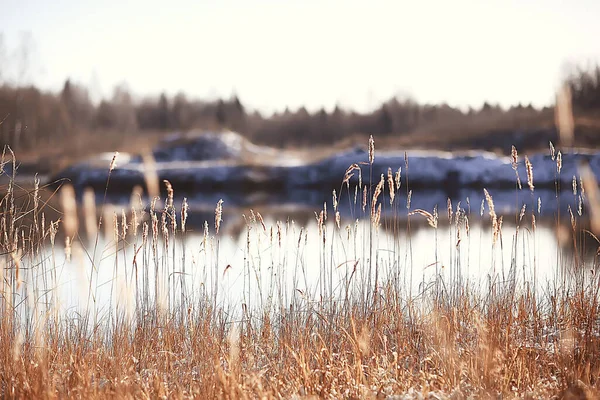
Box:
[0,65,599,152]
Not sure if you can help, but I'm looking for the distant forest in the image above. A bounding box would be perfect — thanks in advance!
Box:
[0,64,599,152]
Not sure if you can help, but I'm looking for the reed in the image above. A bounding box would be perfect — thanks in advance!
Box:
[1,130,600,399]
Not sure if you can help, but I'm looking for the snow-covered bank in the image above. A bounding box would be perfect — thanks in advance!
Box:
[51,131,599,218]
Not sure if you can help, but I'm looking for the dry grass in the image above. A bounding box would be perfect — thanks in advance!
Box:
[1,137,600,400]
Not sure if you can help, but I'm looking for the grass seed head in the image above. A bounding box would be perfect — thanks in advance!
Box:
[121,209,128,239]
[525,156,534,191]
[368,135,374,164]
[387,167,395,205]
[374,203,382,228]
[215,199,223,235]
[109,151,119,172]
[181,198,188,233]
[409,209,438,228]
[484,188,499,244]
[568,205,576,230]
[519,204,526,223]
[371,175,384,222]
[332,189,337,211]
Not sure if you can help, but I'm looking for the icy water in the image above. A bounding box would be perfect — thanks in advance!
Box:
[5,135,597,324]
[13,206,588,326]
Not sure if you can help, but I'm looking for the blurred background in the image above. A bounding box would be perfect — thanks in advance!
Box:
[1,0,600,220]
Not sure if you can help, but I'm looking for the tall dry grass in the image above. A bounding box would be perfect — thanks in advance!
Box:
[1,123,600,398]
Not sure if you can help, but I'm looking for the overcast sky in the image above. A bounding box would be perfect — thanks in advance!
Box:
[1,0,599,114]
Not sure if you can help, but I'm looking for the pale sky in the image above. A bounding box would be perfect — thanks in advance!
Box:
[1,0,599,114]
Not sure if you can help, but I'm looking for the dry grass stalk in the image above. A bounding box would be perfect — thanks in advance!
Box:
[109,151,119,171]
[332,189,338,211]
[374,203,382,228]
[181,198,188,233]
[151,212,159,242]
[343,163,361,187]
[568,205,576,230]
[557,151,563,174]
[64,236,72,262]
[408,209,438,228]
[387,167,395,205]
[511,145,518,169]
[32,175,40,233]
[142,152,160,199]
[316,210,324,236]
[114,211,120,243]
[368,135,374,164]
[60,184,78,239]
[215,199,223,235]
[518,204,526,224]
[164,180,174,209]
[276,221,282,247]
[511,145,522,189]
[142,221,148,244]
[525,156,534,191]
[82,187,97,240]
[131,205,138,238]
[255,211,266,232]
[371,175,384,222]
[497,215,503,239]
[10,248,22,289]
[579,163,600,234]
[121,209,128,239]
[483,188,499,244]
[203,220,209,247]
[555,83,574,147]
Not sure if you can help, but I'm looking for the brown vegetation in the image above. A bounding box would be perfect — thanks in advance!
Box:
[1,139,600,398]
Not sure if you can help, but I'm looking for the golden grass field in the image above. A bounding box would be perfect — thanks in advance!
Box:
[0,89,598,399]
[1,126,600,400]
